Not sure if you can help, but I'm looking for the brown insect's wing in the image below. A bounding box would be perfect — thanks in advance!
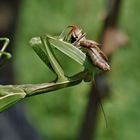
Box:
[96,46,108,61]
[89,41,108,61]
[81,40,108,61]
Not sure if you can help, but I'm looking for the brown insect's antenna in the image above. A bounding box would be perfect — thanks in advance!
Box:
[67,25,78,37]
[94,82,108,127]
[99,98,108,128]
[67,25,77,30]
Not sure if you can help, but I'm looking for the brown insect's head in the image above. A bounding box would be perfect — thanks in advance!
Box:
[67,25,85,43]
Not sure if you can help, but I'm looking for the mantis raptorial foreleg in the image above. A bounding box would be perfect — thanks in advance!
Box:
[57,26,70,41]
[41,36,68,82]
[0,38,12,67]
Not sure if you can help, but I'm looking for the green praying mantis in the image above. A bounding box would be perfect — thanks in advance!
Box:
[0,25,110,112]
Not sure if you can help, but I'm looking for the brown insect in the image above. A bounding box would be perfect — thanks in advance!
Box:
[67,25,110,71]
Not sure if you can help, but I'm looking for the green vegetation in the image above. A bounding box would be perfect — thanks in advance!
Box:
[14,0,140,139]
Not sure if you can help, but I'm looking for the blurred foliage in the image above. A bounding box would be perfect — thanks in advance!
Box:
[13,0,140,140]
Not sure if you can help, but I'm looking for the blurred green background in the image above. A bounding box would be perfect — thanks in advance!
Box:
[13,0,140,139]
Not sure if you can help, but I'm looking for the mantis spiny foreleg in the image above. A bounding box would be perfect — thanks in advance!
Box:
[41,36,68,82]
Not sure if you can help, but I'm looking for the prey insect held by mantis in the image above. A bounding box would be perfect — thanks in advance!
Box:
[66,25,110,71]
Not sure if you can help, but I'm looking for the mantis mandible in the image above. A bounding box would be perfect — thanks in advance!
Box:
[0,25,110,112]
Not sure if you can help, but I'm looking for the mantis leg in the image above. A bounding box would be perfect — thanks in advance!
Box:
[57,26,72,41]
[41,36,68,82]
[0,38,11,68]
[0,38,10,55]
